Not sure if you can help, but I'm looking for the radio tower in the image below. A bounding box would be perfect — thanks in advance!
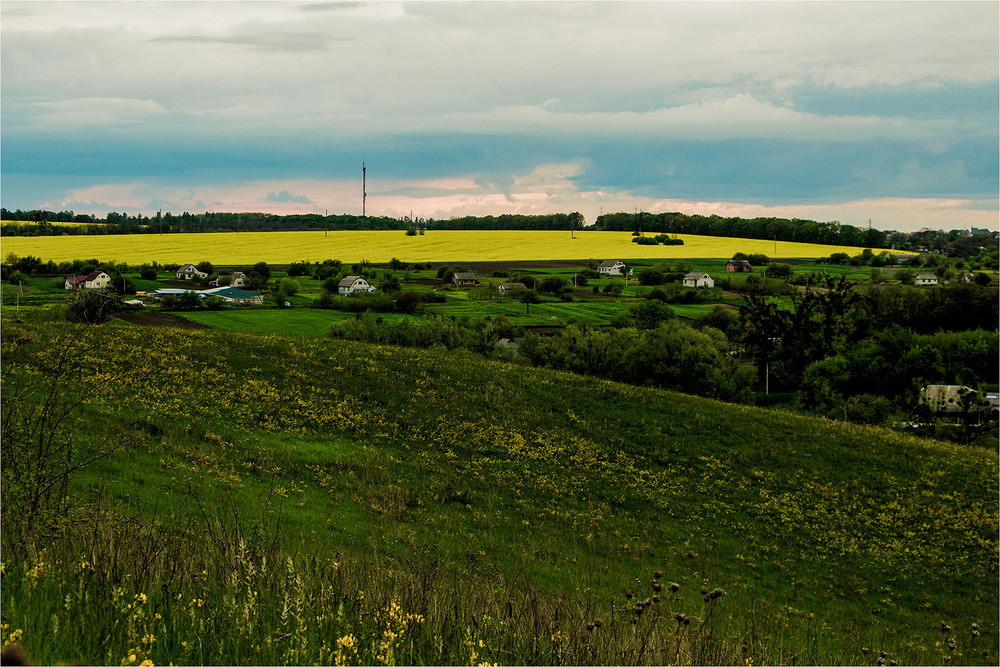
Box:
[362,162,367,217]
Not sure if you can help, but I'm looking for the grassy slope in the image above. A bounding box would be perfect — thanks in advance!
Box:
[2,320,996,664]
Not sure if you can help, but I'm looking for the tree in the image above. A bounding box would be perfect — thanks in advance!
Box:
[631,299,675,329]
[66,289,119,324]
[394,290,422,314]
[274,284,290,308]
[766,263,793,279]
[195,261,214,275]
[518,288,540,314]
[278,278,300,297]
[250,261,271,281]
[177,291,202,310]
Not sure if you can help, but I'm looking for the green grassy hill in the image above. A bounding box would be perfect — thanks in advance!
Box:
[1,319,996,665]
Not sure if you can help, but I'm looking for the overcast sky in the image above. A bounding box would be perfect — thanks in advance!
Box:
[2,1,997,231]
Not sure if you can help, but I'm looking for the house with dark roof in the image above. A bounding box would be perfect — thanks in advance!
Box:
[452,272,477,286]
[176,264,208,280]
[598,260,630,276]
[64,271,111,290]
[726,259,752,273]
[682,272,715,289]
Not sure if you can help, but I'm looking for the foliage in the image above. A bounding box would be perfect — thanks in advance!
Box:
[597,211,888,248]
[65,289,119,324]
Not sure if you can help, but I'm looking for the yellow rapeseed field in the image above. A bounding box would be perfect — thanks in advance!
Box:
[0,230,878,264]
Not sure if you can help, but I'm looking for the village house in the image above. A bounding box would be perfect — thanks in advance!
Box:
[176,264,208,280]
[337,275,376,295]
[452,271,477,286]
[682,272,715,289]
[208,272,246,287]
[921,385,978,414]
[915,274,939,286]
[64,270,111,290]
[597,260,631,276]
[725,259,752,273]
[498,282,526,296]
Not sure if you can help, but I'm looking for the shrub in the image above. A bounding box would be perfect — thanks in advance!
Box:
[394,290,422,314]
[315,291,335,309]
[278,278,300,297]
[66,289,119,323]
[538,277,567,295]
[638,269,665,286]
[287,261,312,277]
[766,263,793,279]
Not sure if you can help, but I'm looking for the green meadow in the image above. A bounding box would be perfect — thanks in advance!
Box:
[1,320,995,665]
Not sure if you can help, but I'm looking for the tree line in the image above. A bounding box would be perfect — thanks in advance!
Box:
[594,211,889,248]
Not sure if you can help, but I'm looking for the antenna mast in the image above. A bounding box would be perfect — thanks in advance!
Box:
[362,162,367,217]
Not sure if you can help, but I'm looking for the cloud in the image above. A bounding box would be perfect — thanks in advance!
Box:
[430,95,956,143]
[2,2,996,231]
[26,97,166,127]
[266,190,312,204]
[149,30,339,53]
[47,170,999,233]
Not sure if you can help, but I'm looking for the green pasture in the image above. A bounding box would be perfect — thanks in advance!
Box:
[2,321,995,665]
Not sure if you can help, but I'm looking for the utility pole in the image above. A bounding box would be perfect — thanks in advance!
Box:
[325,209,328,237]
[362,162,367,217]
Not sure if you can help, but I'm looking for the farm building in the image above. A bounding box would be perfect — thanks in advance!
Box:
[453,272,477,286]
[682,272,715,289]
[726,259,752,273]
[153,289,205,299]
[64,271,111,290]
[498,282,526,295]
[200,286,264,305]
[915,274,938,286]
[338,276,376,295]
[176,264,208,280]
[598,260,631,276]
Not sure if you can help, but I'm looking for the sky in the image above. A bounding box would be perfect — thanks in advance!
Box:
[2,1,998,232]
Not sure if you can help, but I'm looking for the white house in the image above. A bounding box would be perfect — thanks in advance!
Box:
[915,274,939,286]
[229,272,247,287]
[337,275,376,295]
[598,260,631,276]
[682,272,715,289]
[64,271,111,290]
[176,264,208,280]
